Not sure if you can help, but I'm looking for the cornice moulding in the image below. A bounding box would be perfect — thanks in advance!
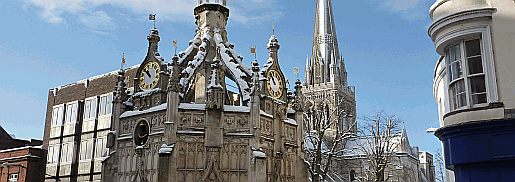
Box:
[428,7,496,41]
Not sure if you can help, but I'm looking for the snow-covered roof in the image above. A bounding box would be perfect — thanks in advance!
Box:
[159,144,175,154]
[341,134,417,158]
[260,110,273,118]
[178,103,206,110]
[252,151,266,158]
[133,88,162,97]
[120,103,167,118]
[283,118,297,126]
[53,64,139,91]
[224,105,250,112]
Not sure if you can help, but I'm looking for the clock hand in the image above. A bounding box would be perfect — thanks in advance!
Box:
[145,70,151,78]
[272,77,277,85]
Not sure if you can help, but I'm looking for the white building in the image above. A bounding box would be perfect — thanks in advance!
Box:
[428,0,515,181]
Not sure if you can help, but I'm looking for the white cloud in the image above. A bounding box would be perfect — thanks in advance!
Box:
[375,0,430,21]
[382,0,421,11]
[79,10,118,33]
[21,0,282,30]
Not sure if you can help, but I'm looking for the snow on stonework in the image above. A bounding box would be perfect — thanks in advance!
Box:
[175,25,253,103]
[259,35,280,80]
[197,0,226,6]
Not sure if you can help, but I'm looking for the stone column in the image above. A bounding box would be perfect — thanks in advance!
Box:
[294,79,309,182]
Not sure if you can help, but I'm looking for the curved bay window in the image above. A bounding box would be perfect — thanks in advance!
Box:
[447,38,487,111]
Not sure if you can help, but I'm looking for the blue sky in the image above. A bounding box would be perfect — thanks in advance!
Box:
[0,0,441,153]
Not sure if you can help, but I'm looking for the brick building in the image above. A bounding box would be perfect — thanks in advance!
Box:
[43,65,139,181]
[0,126,46,182]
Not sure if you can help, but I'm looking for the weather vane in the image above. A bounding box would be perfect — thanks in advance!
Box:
[249,46,257,60]
[294,67,299,79]
[272,23,275,35]
[149,13,156,28]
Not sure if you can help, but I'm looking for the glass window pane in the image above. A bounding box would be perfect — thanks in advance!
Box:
[466,39,481,57]
[71,103,77,123]
[85,100,91,119]
[455,80,465,93]
[450,80,466,110]
[453,45,461,61]
[470,76,486,94]
[468,56,483,75]
[473,93,487,105]
[87,140,93,160]
[65,104,72,123]
[91,99,97,118]
[52,108,58,125]
[106,95,113,115]
[61,144,67,163]
[100,97,106,116]
[457,93,467,108]
[470,75,487,105]
[450,62,463,80]
[48,146,53,163]
[57,106,64,125]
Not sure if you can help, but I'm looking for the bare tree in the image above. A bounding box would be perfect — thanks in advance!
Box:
[356,113,402,182]
[300,93,356,182]
[434,149,445,182]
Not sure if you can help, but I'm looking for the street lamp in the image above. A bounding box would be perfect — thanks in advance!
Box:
[426,127,438,133]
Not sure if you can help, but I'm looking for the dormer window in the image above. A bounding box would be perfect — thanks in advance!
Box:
[447,38,487,111]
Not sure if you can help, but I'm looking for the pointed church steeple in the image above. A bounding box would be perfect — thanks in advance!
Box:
[306,0,347,87]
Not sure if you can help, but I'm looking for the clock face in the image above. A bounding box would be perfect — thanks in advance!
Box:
[134,120,149,146]
[266,69,284,99]
[139,62,160,90]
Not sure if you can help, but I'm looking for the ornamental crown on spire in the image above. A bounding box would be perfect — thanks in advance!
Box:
[197,0,226,6]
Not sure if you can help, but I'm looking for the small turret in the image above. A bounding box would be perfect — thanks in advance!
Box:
[147,28,160,53]
[267,35,280,64]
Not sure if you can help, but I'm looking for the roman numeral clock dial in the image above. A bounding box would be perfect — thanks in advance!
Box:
[266,69,284,99]
[139,62,160,90]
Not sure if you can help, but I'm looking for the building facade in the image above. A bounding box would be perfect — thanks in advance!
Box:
[303,0,356,133]
[302,1,435,182]
[419,151,435,182]
[428,0,515,181]
[338,127,435,182]
[0,126,46,182]
[43,65,140,181]
[43,0,309,182]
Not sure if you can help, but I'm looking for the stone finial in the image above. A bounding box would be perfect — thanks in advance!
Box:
[168,55,181,93]
[114,69,127,102]
[267,35,280,50]
[251,60,260,73]
[293,79,303,112]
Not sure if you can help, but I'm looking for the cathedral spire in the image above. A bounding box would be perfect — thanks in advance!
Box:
[308,0,346,86]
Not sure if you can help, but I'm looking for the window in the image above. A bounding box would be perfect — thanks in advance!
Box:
[47,145,60,164]
[95,137,108,159]
[84,98,98,119]
[79,139,94,161]
[8,173,18,182]
[447,38,488,111]
[52,105,64,126]
[64,102,78,124]
[350,170,356,181]
[60,142,74,164]
[99,95,113,116]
